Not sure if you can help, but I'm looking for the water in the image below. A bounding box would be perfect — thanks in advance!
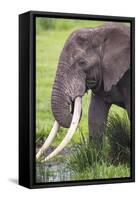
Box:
[36,146,77,183]
[36,160,72,182]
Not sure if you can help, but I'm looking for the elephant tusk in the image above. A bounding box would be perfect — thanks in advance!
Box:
[36,121,60,160]
[44,97,82,162]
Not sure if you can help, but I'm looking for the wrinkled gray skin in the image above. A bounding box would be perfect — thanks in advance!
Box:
[51,23,130,140]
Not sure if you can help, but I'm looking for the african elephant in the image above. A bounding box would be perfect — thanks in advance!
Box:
[36,22,130,161]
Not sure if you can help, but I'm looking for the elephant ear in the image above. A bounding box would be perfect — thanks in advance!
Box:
[102,24,130,91]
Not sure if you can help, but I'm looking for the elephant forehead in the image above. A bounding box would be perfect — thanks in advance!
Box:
[70,28,91,38]
[69,29,91,44]
[62,42,85,62]
[70,28,103,49]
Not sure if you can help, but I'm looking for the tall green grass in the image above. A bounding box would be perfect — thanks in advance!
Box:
[66,112,130,180]
[66,131,109,173]
[72,163,130,180]
[107,112,130,164]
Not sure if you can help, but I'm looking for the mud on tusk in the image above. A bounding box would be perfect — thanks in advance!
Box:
[36,121,60,160]
[44,96,82,162]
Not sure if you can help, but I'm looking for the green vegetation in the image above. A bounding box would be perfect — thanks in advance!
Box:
[65,113,130,181]
[66,132,108,173]
[36,17,104,33]
[107,112,130,165]
[72,164,130,180]
[36,18,131,182]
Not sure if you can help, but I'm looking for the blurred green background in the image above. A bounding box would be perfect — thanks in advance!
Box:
[36,18,130,181]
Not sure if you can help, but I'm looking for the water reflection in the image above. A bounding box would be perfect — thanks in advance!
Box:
[36,147,76,183]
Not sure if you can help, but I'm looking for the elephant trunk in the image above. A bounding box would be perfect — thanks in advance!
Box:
[51,65,86,128]
[51,74,73,128]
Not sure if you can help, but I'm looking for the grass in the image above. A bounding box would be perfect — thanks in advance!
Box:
[36,19,131,181]
[36,18,105,33]
[66,132,109,173]
[107,112,130,164]
[72,164,130,180]
[36,112,131,182]
[66,113,130,180]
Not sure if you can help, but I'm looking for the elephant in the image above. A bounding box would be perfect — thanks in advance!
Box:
[36,22,130,161]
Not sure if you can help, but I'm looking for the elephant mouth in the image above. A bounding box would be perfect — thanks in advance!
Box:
[86,67,102,93]
[86,79,101,92]
[86,80,97,89]
[70,101,75,114]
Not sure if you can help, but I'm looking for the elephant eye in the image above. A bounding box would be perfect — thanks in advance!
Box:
[78,59,87,67]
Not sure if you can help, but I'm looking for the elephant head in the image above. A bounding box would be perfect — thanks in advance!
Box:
[36,22,130,161]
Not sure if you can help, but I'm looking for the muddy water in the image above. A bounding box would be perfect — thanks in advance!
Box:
[36,146,77,183]
[36,160,72,182]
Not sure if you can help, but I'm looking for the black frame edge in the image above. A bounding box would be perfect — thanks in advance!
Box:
[26,10,135,21]
[19,12,32,188]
